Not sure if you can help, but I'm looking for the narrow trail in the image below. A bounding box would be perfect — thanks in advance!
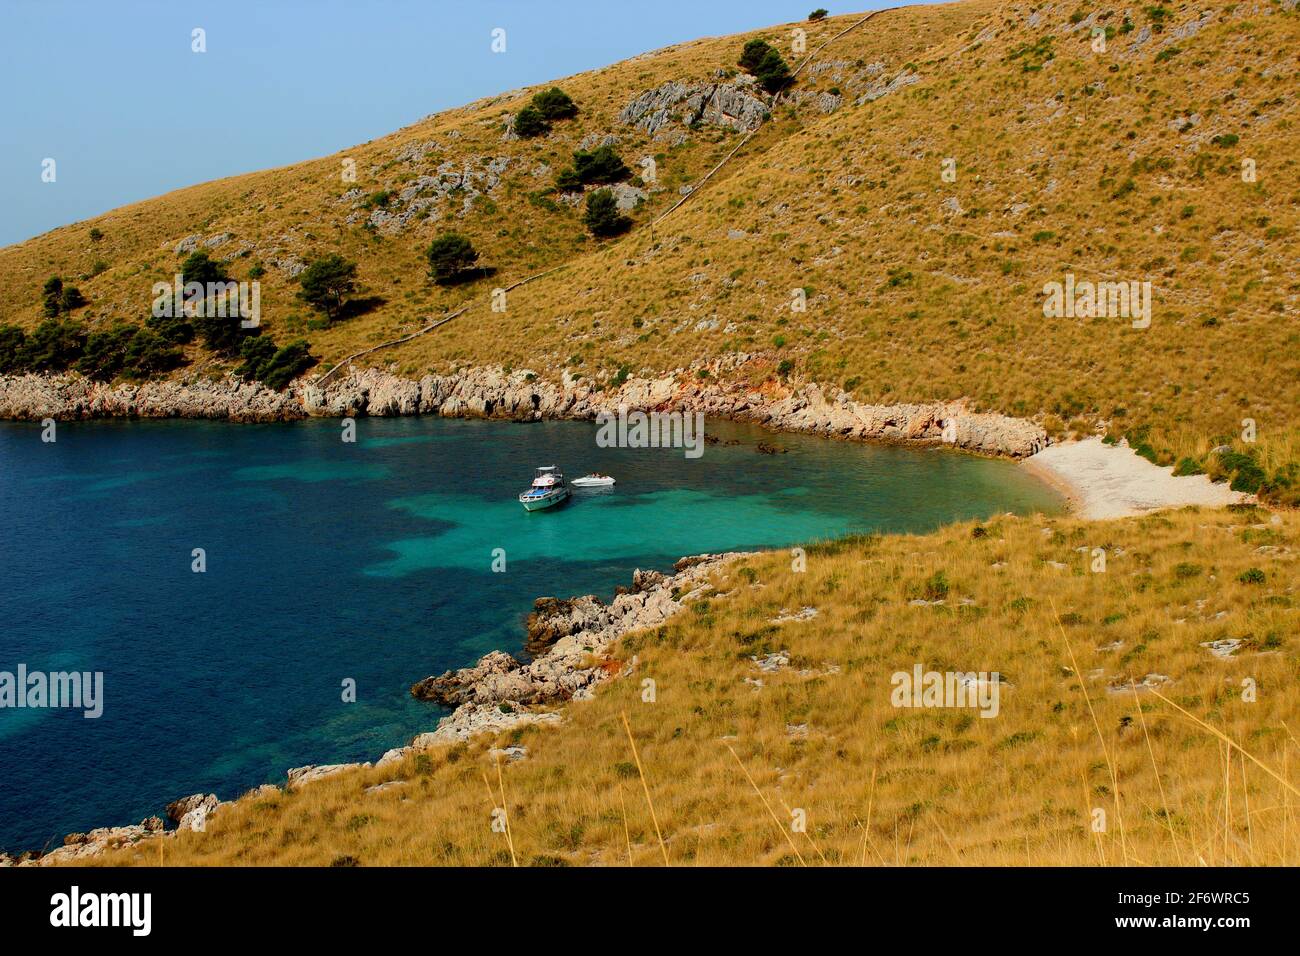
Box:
[317,265,564,385]
[317,8,896,385]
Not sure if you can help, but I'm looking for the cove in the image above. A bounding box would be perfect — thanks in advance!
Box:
[0,415,1062,849]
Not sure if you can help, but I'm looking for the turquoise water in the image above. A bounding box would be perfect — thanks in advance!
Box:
[0,416,1061,850]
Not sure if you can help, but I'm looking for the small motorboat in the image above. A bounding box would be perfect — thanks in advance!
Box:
[519,466,570,511]
[570,473,616,488]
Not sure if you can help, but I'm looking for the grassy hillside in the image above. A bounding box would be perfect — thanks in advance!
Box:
[93,504,1298,866]
[0,3,979,367]
[5,1,1295,498]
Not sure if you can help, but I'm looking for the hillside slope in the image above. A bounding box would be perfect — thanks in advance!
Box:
[7,0,1297,870]
[3,1,1295,498]
[87,505,1299,867]
[0,3,980,362]
[3,1,1296,497]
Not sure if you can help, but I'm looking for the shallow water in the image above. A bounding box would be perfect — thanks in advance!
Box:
[0,415,1062,849]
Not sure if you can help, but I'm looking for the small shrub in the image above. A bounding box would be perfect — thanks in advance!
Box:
[739,38,776,73]
[754,48,793,93]
[426,233,480,283]
[531,87,578,120]
[513,105,550,138]
[19,318,85,372]
[572,145,630,185]
[0,325,29,373]
[584,189,630,238]
[921,570,950,602]
[298,253,358,320]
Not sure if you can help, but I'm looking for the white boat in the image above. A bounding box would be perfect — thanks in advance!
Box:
[519,466,570,511]
[570,473,616,488]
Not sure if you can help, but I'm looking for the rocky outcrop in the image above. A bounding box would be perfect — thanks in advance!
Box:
[286,763,370,790]
[18,816,168,866]
[619,79,769,136]
[165,792,219,832]
[340,156,513,232]
[0,373,304,422]
[0,365,1048,457]
[408,553,743,743]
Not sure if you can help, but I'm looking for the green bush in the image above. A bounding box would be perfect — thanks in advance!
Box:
[236,335,316,390]
[42,276,86,317]
[808,9,828,21]
[19,318,85,372]
[754,47,793,93]
[739,38,776,72]
[146,311,194,345]
[583,189,630,238]
[234,335,278,381]
[194,310,246,357]
[739,38,792,93]
[122,329,183,379]
[555,167,583,193]
[180,250,228,287]
[571,145,630,186]
[76,324,137,381]
[0,325,27,373]
[1237,567,1265,585]
[426,233,480,284]
[530,87,578,121]
[513,105,550,138]
[1217,450,1265,493]
[921,570,950,602]
[298,254,358,320]
[42,276,63,317]
[262,341,316,391]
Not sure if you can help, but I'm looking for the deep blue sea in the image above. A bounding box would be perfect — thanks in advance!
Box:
[0,416,1062,850]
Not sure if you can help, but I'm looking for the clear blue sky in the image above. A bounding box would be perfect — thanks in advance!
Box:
[0,1,892,248]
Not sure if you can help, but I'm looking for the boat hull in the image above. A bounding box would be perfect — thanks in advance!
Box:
[520,488,569,511]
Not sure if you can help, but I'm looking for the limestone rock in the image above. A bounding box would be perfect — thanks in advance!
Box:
[285,762,370,790]
[619,80,769,135]
[166,792,218,823]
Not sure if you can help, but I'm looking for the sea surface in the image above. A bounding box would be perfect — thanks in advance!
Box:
[0,416,1062,850]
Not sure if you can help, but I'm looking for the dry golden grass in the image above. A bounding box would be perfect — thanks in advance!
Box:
[92,504,1299,866]
[10,3,1300,866]
[0,5,977,360]
[3,1,1295,485]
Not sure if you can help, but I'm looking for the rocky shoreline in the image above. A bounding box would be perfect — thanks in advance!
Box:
[0,362,1047,865]
[0,363,1048,458]
[1,552,740,866]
